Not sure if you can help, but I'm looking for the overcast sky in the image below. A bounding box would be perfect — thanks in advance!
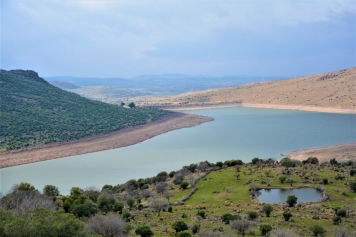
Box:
[1,0,355,78]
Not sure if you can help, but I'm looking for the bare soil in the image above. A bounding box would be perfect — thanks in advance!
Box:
[0,113,213,168]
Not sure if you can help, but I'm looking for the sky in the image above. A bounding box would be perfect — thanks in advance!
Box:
[1,0,355,78]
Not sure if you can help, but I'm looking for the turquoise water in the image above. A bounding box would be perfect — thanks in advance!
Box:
[256,188,323,204]
[1,107,355,195]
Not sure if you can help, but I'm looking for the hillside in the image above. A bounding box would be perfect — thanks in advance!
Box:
[49,81,79,89]
[141,68,356,111]
[0,70,169,151]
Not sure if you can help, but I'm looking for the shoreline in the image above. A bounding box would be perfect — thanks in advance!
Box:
[0,112,214,168]
[281,143,356,163]
[152,102,356,114]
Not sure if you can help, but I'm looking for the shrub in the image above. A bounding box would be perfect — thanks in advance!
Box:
[180,181,189,189]
[332,216,342,225]
[176,232,192,237]
[260,224,272,236]
[135,225,154,237]
[283,212,292,221]
[303,157,319,164]
[262,204,273,217]
[221,213,238,224]
[336,208,346,217]
[286,195,298,207]
[350,181,356,192]
[279,176,287,183]
[197,210,206,219]
[350,169,356,176]
[247,211,258,220]
[310,225,326,236]
[322,178,328,185]
[113,202,124,213]
[191,224,200,234]
[172,220,188,233]
[168,206,173,212]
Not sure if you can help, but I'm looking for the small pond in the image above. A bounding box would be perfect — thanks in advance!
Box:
[255,188,323,204]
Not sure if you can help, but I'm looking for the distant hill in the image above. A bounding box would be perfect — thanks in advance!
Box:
[0,70,169,151]
[49,81,79,89]
[143,68,356,110]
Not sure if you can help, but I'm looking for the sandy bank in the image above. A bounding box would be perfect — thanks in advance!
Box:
[0,113,214,168]
[158,103,356,114]
[281,143,356,163]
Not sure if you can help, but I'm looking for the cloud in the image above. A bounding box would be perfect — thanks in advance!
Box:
[1,0,354,77]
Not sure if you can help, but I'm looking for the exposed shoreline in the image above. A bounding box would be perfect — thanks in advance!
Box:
[154,102,356,114]
[281,143,356,163]
[0,113,214,168]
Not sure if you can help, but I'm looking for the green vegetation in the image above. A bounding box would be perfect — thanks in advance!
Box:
[1,158,356,236]
[0,70,169,151]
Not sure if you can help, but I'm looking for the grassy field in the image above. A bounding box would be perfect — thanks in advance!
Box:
[123,162,356,236]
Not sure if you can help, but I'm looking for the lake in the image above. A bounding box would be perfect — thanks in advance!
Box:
[255,188,323,204]
[1,107,355,195]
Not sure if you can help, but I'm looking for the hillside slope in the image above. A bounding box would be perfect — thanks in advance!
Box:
[0,70,169,151]
[143,68,355,110]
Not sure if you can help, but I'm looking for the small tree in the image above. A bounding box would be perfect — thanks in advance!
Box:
[230,216,250,237]
[283,212,292,221]
[113,202,124,213]
[180,181,189,190]
[86,214,127,237]
[310,225,326,237]
[172,221,188,233]
[43,185,59,196]
[135,225,153,237]
[262,204,273,217]
[279,176,287,184]
[247,211,258,220]
[163,191,174,201]
[155,182,167,194]
[330,158,338,165]
[150,198,168,216]
[126,198,135,210]
[260,224,272,236]
[128,102,136,108]
[286,195,298,207]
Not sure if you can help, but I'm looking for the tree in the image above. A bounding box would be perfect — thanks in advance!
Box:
[155,182,167,194]
[97,194,112,211]
[172,220,188,233]
[262,204,273,217]
[330,158,338,165]
[128,102,136,108]
[230,216,250,237]
[350,181,356,192]
[135,226,153,237]
[260,224,272,236]
[150,198,168,216]
[163,191,174,201]
[141,189,154,199]
[180,181,189,189]
[43,185,59,197]
[302,157,319,164]
[16,182,35,191]
[279,176,287,184]
[126,198,135,210]
[113,202,124,213]
[286,195,298,207]
[247,211,258,220]
[283,212,292,221]
[86,214,127,237]
[310,225,326,237]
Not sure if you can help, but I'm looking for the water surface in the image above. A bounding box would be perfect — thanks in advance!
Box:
[255,188,323,204]
[1,107,354,194]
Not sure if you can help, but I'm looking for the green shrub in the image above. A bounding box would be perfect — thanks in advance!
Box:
[260,224,272,236]
[135,225,153,237]
[172,221,188,233]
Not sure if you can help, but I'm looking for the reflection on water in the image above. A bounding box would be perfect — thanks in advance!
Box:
[255,188,323,204]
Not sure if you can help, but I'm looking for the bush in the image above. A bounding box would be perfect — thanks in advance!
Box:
[280,158,296,167]
[135,225,153,237]
[197,210,206,219]
[260,224,272,236]
[286,195,298,207]
[113,202,124,213]
[180,181,189,190]
[191,224,200,234]
[350,181,356,192]
[168,206,173,212]
[283,212,292,221]
[322,178,328,185]
[262,204,273,217]
[303,157,319,164]
[332,216,342,225]
[247,211,258,220]
[43,185,60,196]
[221,213,238,224]
[310,225,326,236]
[176,232,192,237]
[336,208,346,217]
[350,169,356,176]
[279,176,287,183]
[172,221,188,233]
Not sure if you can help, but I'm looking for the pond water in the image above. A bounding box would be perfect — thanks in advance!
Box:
[1,107,355,195]
[255,188,323,204]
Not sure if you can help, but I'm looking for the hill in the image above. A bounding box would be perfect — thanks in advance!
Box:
[49,81,79,89]
[0,70,170,151]
[141,68,356,112]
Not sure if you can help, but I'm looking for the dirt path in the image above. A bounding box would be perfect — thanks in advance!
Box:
[281,143,356,163]
[0,113,213,168]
